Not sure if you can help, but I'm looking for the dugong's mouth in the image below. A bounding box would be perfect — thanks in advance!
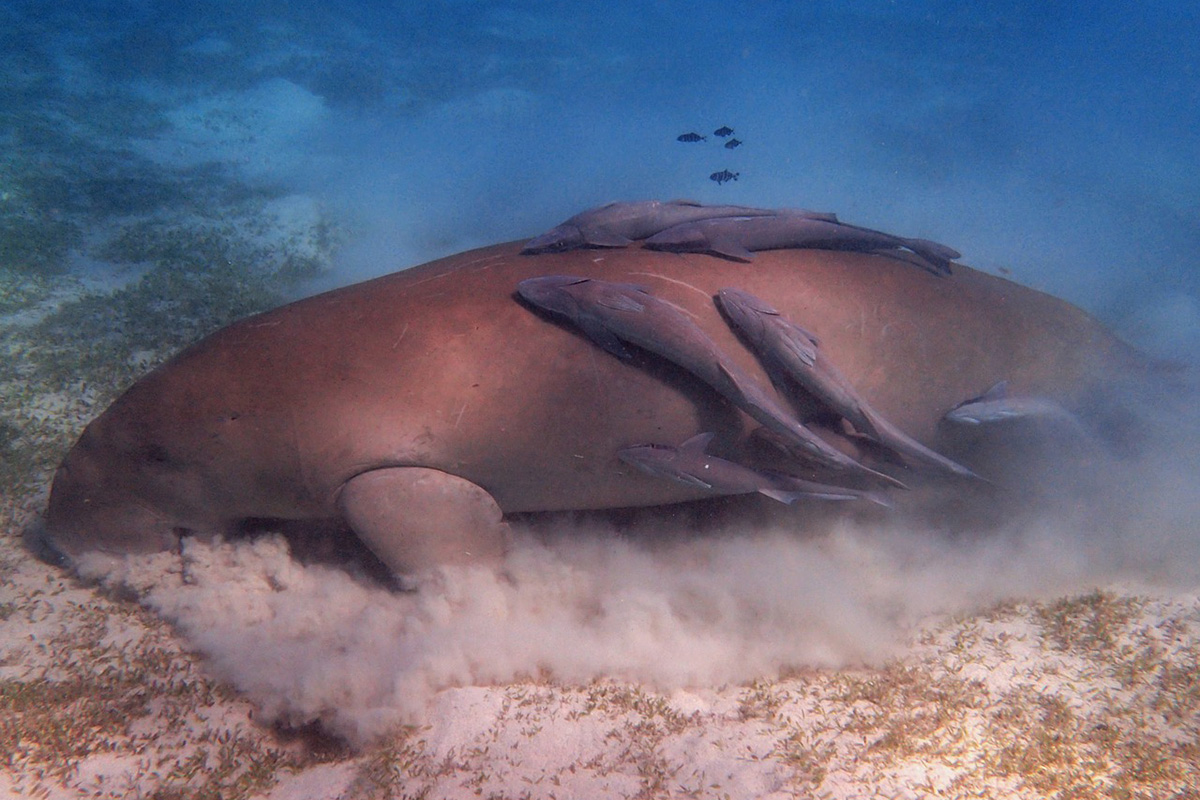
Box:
[29,512,186,574]
[23,518,70,567]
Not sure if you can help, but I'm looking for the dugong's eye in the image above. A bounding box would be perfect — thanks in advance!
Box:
[143,444,174,466]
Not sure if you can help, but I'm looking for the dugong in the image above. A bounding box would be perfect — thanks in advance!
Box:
[39,242,1151,578]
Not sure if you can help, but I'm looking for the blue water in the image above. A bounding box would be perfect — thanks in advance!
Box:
[6,0,1199,356]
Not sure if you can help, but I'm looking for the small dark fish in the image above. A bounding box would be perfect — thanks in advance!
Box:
[713,126,734,138]
[724,138,742,150]
[677,132,707,143]
[710,170,739,185]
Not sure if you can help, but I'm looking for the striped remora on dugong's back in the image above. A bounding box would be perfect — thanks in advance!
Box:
[38,237,1153,578]
[714,287,982,481]
[643,213,959,274]
[520,200,836,254]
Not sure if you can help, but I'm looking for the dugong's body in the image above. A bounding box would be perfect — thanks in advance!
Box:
[42,242,1148,575]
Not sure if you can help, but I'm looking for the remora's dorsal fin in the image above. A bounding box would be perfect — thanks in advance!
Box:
[758,488,803,504]
[778,208,840,223]
[870,247,950,277]
[793,324,820,346]
[595,292,646,313]
[903,237,962,261]
[577,317,632,359]
[777,324,819,367]
[678,432,716,454]
[981,380,1009,400]
[956,381,1008,409]
[709,234,755,262]
[672,470,714,489]
[583,229,635,248]
[606,281,653,295]
[716,362,750,404]
[759,487,854,505]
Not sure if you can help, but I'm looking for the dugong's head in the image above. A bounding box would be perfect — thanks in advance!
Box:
[38,408,200,565]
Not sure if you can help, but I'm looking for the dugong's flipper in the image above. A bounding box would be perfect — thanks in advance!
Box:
[337,467,510,580]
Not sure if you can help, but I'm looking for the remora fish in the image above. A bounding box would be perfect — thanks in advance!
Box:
[944,382,1092,432]
[645,214,958,275]
[521,200,779,255]
[619,433,891,506]
[516,275,905,487]
[716,288,981,481]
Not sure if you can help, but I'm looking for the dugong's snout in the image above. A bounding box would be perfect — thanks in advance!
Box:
[41,435,182,564]
[24,518,69,567]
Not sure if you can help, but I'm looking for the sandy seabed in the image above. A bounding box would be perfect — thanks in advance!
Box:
[3,490,1199,799]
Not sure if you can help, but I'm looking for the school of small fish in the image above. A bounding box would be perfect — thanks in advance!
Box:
[677,125,743,184]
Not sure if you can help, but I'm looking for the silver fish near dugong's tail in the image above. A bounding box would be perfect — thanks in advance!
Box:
[619,433,892,507]
[715,287,982,481]
[644,213,959,275]
[520,200,837,255]
[943,381,1100,448]
[516,275,905,488]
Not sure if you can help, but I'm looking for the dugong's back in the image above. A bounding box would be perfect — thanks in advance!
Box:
[42,241,1145,571]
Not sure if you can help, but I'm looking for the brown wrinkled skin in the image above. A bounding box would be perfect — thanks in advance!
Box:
[44,242,1148,559]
